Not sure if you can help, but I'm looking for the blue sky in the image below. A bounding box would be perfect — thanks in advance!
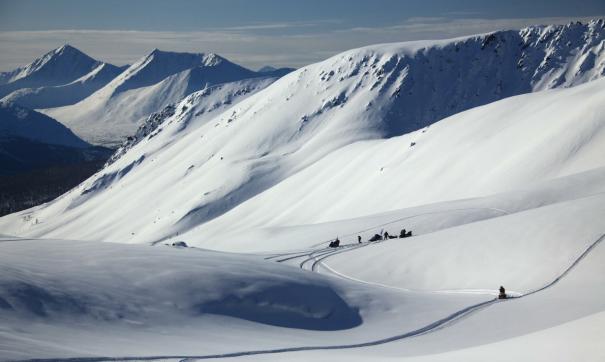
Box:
[0,0,603,70]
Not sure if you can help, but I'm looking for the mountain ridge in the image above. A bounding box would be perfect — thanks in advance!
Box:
[0,44,106,98]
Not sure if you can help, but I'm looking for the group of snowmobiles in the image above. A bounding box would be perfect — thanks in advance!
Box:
[329,228,414,248]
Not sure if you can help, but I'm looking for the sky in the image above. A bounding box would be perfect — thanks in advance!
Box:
[0,0,603,71]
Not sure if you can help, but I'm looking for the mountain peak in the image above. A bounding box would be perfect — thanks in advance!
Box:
[48,44,90,60]
[143,49,226,67]
[201,52,225,66]
[57,44,77,52]
[0,44,102,96]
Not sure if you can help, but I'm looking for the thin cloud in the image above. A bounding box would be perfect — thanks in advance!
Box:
[216,20,342,31]
[0,15,602,71]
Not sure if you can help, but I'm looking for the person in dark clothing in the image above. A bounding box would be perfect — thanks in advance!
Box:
[384,231,389,240]
[399,229,407,238]
[358,235,362,244]
[406,230,413,237]
[498,286,507,299]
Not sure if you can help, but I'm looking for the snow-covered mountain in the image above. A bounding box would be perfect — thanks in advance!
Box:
[0,101,88,148]
[0,45,120,100]
[42,50,293,147]
[2,20,604,246]
[1,62,127,109]
[0,102,112,175]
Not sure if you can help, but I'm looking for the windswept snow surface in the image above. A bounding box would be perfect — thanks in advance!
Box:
[41,50,287,147]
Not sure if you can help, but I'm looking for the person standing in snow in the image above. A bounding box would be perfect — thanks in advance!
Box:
[498,286,507,299]
[358,235,362,244]
[384,231,389,240]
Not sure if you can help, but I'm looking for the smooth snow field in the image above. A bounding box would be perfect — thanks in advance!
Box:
[1,21,605,361]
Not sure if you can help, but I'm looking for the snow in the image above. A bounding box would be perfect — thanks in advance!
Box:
[0,20,604,361]
[3,21,604,244]
[1,62,126,109]
[0,45,107,99]
[0,237,484,360]
[41,50,288,147]
[3,68,603,247]
[0,170,603,360]
[0,101,89,148]
[107,77,280,164]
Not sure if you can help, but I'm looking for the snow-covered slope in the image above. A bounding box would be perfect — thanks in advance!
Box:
[2,20,604,244]
[0,102,112,174]
[0,238,363,360]
[107,76,281,165]
[0,102,88,148]
[2,59,604,245]
[0,45,109,99]
[1,62,127,109]
[42,50,286,147]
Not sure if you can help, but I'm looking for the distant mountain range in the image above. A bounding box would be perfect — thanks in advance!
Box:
[0,45,126,107]
[1,45,296,147]
[41,49,292,147]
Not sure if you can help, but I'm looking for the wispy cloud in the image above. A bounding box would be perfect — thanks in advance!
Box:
[0,15,601,71]
[215,20,342,32]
